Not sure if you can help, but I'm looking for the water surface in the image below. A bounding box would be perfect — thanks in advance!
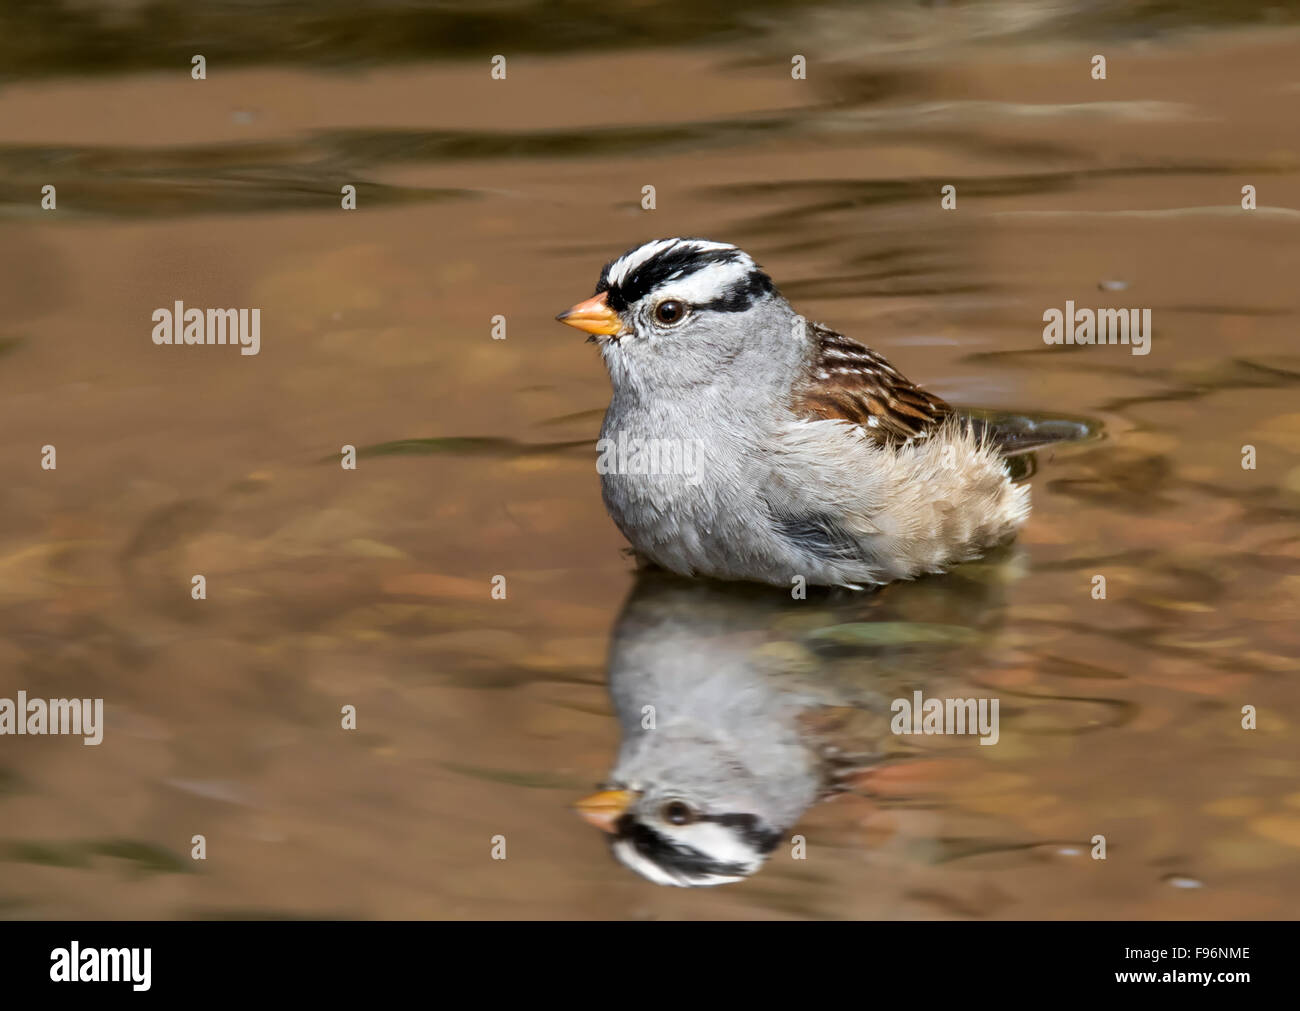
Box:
[1,5,1298,918]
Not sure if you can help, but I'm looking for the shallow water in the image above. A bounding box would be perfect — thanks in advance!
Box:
[1,4,1298,918]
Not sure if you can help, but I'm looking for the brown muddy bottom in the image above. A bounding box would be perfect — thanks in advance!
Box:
[0,6,1298,917]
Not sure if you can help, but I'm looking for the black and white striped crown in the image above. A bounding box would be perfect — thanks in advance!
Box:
[595,238,777,314]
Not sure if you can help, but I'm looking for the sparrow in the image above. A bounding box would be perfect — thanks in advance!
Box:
[557,237,1073,589]
[575,572,891,887]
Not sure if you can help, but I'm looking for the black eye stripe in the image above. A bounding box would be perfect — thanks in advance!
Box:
[709,813,783,854]
[692,271,777,313]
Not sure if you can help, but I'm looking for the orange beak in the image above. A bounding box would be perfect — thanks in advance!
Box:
[556,292,623,337]
[574,788,633,834]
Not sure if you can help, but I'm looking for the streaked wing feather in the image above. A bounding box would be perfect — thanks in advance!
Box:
[792,321,951,444]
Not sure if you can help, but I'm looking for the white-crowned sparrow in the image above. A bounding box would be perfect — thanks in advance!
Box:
[574,573,889,887]
[557,237,1063,589]
[576,565,1033,887]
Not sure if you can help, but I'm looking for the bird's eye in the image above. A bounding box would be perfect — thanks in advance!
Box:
[660,801,696,826]
[653,300,688,326]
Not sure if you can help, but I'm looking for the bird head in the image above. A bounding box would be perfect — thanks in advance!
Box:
[557,237,799,395]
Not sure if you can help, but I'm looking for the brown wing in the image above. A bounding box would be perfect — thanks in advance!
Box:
[792,321,951,444]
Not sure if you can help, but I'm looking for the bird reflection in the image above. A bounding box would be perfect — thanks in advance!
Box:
[576,565,1010,886]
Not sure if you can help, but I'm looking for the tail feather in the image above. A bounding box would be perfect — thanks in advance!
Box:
[959,410,1100,458]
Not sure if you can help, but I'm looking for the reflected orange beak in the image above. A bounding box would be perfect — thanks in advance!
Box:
[556,292,623,337]
[574,788,634,834]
